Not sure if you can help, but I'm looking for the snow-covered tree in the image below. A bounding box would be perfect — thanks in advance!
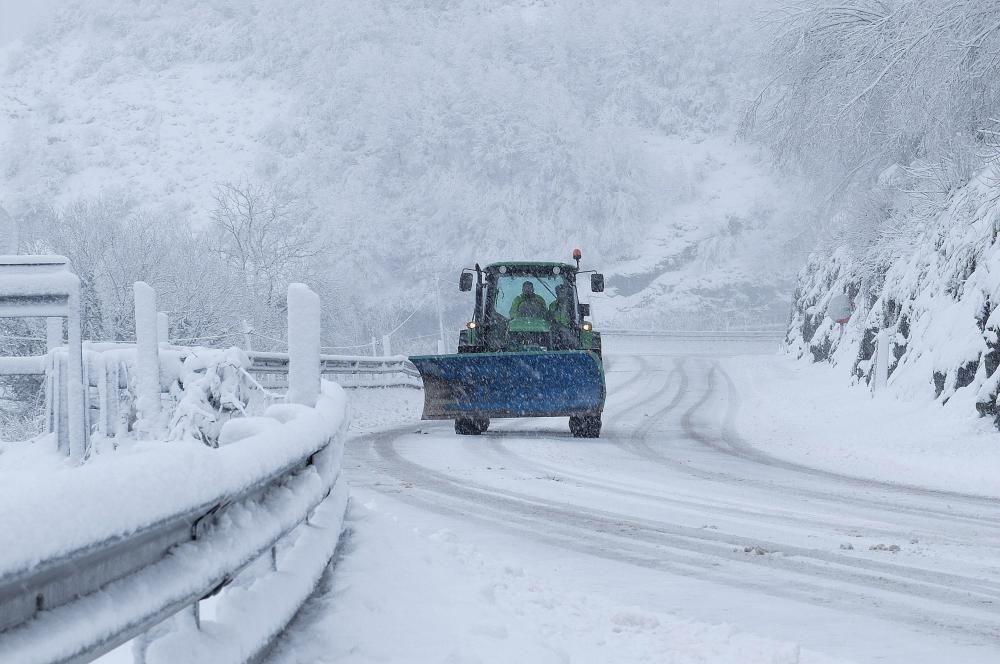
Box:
[748,0,1000,203]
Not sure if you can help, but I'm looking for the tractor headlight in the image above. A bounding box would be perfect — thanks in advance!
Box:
[582,322,593,332]
[467,321,477,329]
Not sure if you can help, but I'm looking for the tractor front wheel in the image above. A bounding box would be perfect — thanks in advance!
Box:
[569,415,601,438]
[455,417,490,435]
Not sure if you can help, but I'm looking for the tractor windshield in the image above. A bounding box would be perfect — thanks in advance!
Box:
[492,273,572,321]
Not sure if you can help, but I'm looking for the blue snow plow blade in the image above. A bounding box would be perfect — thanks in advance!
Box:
[410,351,606,420]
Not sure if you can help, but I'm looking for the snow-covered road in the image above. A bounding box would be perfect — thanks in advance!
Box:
[269,339,1000,663]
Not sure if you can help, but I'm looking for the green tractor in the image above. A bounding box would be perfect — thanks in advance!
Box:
[410,250,607,437]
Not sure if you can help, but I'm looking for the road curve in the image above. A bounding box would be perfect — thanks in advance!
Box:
[344,349,1000,662]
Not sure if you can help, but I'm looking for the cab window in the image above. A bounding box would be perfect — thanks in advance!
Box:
[493,275,563,319]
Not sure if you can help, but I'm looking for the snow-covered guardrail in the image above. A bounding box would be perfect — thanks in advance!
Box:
[248,351,422,389]
[602,328,785,339]
[0,385,349,664]
[0,348,421,461]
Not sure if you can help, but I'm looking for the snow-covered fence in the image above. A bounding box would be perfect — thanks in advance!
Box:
[0,255,87,458]
[0,283,351,663]
[3,344,420,452]
[248,352,422,390]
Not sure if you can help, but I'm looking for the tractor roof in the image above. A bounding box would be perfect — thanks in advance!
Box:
[486,261,577,272]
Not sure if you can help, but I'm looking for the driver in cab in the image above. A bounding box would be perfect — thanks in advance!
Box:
[509,281,547,319]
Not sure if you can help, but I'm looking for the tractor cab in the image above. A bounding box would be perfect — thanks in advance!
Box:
[458,259,604,354]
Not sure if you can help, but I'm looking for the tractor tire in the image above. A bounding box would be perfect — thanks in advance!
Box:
[455,417,488,435]
[569,415,601,438]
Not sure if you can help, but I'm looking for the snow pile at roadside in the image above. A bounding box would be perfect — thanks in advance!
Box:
[0,382,347,577]
[787,166,1000,428]
[723,355,1000,498]
[345,387,422,434]
[268,498,851,664]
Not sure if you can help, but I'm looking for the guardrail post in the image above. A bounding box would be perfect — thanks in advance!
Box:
[82,349,93,442]
[382,334,392,357]
[96,354,119,437]
[133,282,161,435]
[49,350,69,452]
[66,275,87,460]
[44,319,63,445]
[287,284,320,407]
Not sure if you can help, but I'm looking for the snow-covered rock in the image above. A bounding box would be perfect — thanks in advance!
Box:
[788,166,1000,426]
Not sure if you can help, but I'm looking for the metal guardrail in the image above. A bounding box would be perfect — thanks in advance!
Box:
[602,328,785,339]
[248,351,422,389]
[0,416,347,664]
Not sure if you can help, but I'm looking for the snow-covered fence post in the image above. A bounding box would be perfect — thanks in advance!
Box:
[44,317,62,441]
[382,334,392,357]
[157,312,169,345]
[64,279,86,459]
[873,328,890,393]
[47,351,67,450]
[97,354,119,437]
[287,284,320,407]
[46,317,62,350]
[0,256,85,455]
[133,282,161,434]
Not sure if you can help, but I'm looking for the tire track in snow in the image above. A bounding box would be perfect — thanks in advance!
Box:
[355,425,1000,641]
[608,357,1000,536]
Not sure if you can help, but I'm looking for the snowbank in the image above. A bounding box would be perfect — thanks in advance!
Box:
[724,355,1000,498]
[345,386,422,434]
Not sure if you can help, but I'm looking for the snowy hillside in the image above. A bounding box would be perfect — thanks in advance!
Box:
[0,0,802,332]
[761,0,1000,428]
[788,166,1000,427]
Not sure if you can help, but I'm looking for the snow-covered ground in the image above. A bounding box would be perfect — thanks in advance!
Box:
[727,354,1000,498]
[268,497,831,664]
[265,336,1000,664]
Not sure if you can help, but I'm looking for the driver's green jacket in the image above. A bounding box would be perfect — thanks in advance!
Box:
[509,293,547,318]
[549,300,573,326]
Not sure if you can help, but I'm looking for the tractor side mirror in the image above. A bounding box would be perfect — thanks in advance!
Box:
[459,272,473,291]
[591,273,605,293]
[578,303,590,318]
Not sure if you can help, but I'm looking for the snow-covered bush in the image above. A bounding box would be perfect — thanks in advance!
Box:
[168,348,267,447]
[748,0,1000,196]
